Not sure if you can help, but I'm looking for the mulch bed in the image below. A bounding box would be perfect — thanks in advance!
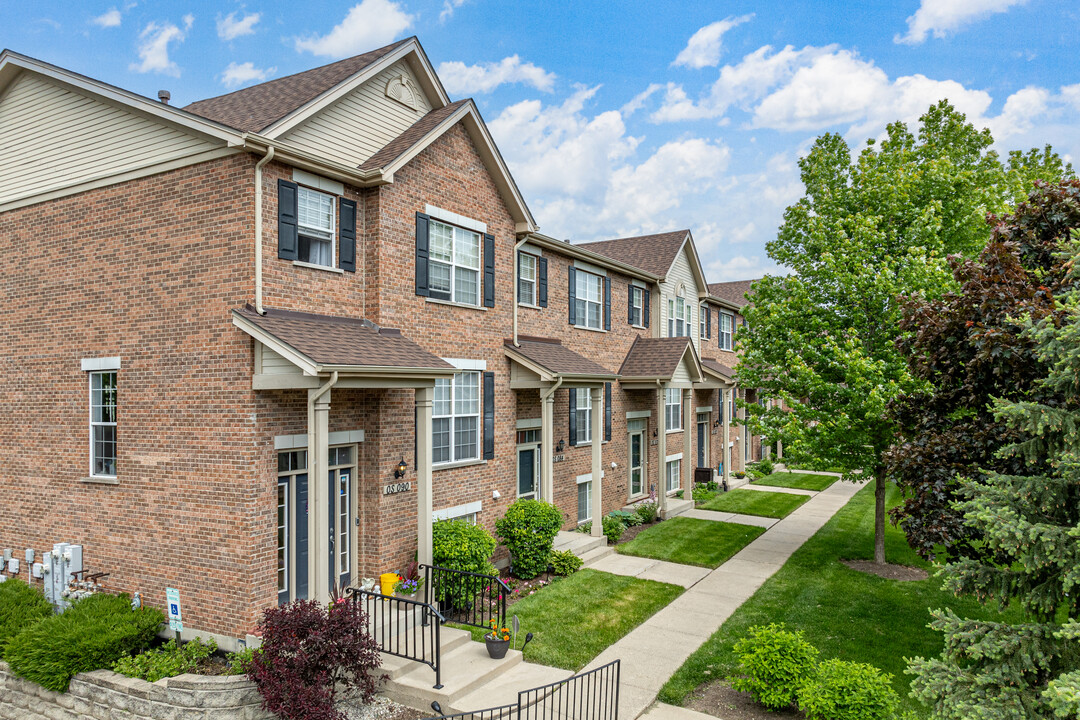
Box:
[686,680,804,720]
[841,559,928,581]
[614,519,659,545]
[497,569,561,610]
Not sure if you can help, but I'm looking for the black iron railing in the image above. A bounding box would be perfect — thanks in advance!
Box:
[424,659,621,720]
[346,587,445,689]
[421,563,509,631]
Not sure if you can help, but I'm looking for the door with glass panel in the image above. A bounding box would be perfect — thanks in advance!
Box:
[517,429,541,500]
[627,419,646,499]
[329,446,354,591]
[697,413,709,469]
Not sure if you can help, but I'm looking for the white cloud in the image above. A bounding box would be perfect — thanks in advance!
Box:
[221,61,275,88]
[896,0,1029,45]
[294,0,413,58]
[673,14,753,69]
[621,83,663,115]
[1062,84,1080,112]
[704,254,785,282]
[130,16,192,76]
[92,8,122,28]
[440,0,468,22]
[437,56,556,94]
[217,11,260,41]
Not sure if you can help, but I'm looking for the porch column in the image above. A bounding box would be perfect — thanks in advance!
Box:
[590,385,604,538]
[682,388,692,492]
[777,439,783,460]
[656,386,668,517]
[416,386,434,567]
[722,387,731,486]
[308,385,332,605]
[541,389,555,503]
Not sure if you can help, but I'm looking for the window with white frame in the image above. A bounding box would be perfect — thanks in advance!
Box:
[518,252,537,306]
[575,388,592,444]
[665,388,682,431]
[719,312,734,351]
[433,371,481,464]
[297,187,336,268]
[90,371,117,477]
[577,478,592,523]
[575,270,603,329]
[700,304,708,339]
[668,295,689,337]
[429,220,481,306]
[666,458,681,492]
[630,286,644,326]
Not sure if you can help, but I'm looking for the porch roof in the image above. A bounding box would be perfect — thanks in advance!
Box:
[701,357,735,381]
[618,336,703,383]
[504,336,617,382]
[232,305,455,377]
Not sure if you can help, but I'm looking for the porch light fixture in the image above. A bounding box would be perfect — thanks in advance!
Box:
[394,457,408,479]
[652,428,658,437]
[556,439,565,452]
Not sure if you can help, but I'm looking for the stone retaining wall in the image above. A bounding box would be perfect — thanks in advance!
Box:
[0,661,274,720]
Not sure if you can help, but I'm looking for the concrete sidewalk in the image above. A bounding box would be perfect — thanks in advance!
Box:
[581,476,867,719]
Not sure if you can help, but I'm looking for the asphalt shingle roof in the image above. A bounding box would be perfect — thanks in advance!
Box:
[701,357,734,380]
[708,279,757,308]
[505,337,616,378]
[576,231,689,278]
[618,336,695,379]
[359,100,469,170]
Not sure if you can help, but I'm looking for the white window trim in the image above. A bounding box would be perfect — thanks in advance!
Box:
[433,500,483,522]
[572,259,608,276]
[274,429,365,450]
[433,370,482,466]
[429,219,482,307]
[425,204,487,234]
[88,370,117,479]
[293,169,344,196]
[443,358,487,371]
[516,418,542,429]
[665,388,682,433]
[296,185,337,269]
[518,251,538,307]
[626,410,652,420]
[81,357,121,372]
[700,304,708,339]
[630,286,645,328]
[574,268,604,330]
[719,312,734,351]
[665,452,683,462]
[575,388,593,445]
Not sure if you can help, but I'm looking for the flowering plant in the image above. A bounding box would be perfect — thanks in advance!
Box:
[392,561,424,595]
[485,619,511,642]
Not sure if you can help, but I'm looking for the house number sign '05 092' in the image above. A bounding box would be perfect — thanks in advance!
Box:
[384,481,412,496]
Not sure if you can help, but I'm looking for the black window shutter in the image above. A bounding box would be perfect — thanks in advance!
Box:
[568,389,577,446]
[277,180,299,260]
[538,257,548,307]
[603,277,611,331]
[483,233,495,308]
[628,284,635,324]
[415,212,430,296]
[644,289,651,328]
[483,371,495,459]
[604,382,612,442]
[338,199,357,272]
[568,266,577,325]
[706,306,711,338]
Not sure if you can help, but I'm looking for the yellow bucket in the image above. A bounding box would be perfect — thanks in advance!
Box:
[380,572,399,597]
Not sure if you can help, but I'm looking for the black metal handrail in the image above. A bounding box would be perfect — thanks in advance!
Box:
[346,587,446,689]
[421,563,509,631]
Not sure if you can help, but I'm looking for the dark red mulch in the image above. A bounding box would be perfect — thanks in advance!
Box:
[686,680,804,720]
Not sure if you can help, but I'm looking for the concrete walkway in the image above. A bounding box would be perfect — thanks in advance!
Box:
[580,476,867,719]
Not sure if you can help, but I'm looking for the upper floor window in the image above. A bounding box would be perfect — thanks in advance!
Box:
[90,371,117,477]
[575,388,593,444]
[433,371,480,464]
[668,296,689,337]
[719,312,734,351]
[630,286,645,327]
[665,387,682,431]
[575,270,603,330]
[518,252,537,306]
[430,220,481,306]
[700,304,710,339]
[297,187,336,268]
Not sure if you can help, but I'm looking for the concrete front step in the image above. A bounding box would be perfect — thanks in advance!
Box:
[554,530,606,557]
[450,661,574,714]
[381,634,523,710]
[579,545,615,566]
[378,627,472,680]
[664,498,695,518]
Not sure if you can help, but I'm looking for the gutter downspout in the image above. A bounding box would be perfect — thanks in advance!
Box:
[254,146,275,315]
[512,237,527,347]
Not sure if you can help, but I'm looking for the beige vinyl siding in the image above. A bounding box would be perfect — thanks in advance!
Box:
[282,60,433,168]
[672,361,692,384]
[0,72,220,206]
[261,347,302,375]
[660,244,702,352]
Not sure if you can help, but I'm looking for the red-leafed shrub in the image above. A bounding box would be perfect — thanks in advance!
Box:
[249,599,383,720]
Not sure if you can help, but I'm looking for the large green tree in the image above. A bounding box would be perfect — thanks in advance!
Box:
[906,233,1080,718]
[738,101,1065,563]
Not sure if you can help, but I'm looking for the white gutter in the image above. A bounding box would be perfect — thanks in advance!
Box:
[313,371,338,404]
[540,376,564,403]
[512,237,527,347]
[253,146,275,315]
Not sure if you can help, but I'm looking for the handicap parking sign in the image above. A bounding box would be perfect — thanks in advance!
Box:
[165,588,183,633]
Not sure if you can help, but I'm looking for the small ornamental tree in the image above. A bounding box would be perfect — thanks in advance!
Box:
[250,599,382,720]
[886,179,1079,561]
[906,235,1080,719]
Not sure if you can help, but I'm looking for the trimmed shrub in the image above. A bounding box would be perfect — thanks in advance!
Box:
[601,516,626,545]
[0,579,52,654]
[549,549,583,576]
[5,593,163,692]
[756,457,775,476]
[607,509,642,527]
[432,519,497,608]
[250,599,382,720]
[635,501,659,523]
[496,499,563,579]
[797,658,899,720]
[113,637,216,683]
[728,623,819,710]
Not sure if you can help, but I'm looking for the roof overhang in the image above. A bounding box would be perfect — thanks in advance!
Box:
[504,346,617,389]
[703,295,744,313]
[618,339,704,389]
[523,233,661,284]
[667,232,710,297]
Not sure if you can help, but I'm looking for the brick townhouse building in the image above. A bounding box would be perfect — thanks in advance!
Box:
[0,37,760,647]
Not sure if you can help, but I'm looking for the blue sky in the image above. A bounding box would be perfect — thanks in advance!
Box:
[4,0,1079,281]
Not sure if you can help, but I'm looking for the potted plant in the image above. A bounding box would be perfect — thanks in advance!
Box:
[393,562,424,600]
[484,620,511,659]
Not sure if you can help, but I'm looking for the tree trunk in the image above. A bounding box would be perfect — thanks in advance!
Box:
[874,465,887,565]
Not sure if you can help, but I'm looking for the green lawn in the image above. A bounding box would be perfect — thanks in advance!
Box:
[753,471,837,492]
[458,569,682,670]
[617,517,765,568]
[658,484,1024,716]
[699,488,809,518]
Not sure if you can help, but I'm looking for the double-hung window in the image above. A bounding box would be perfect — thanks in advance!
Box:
[575,388,592,444]
[577,478,592,523]
[575,270,603,329]
[666,458,681,492]
[665,388,682,432]
[700,304,708,339]
[90,371,117,477]
[297,187,336,268]
[433,371,481,464]
[429,220,481,306]
[668,296,689,337]
[518,252,537,306]
[630,286,644,326]
[719,312,734,351]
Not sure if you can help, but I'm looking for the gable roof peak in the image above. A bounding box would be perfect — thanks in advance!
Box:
[574,230,691,279]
